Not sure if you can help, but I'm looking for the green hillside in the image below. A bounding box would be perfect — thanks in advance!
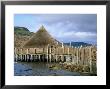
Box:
[14,26,34,36]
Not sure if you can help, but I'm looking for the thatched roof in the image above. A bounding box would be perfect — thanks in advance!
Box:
[23,25,61,48]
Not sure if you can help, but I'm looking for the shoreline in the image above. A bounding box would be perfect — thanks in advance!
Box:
[48,62,97,76]
[14,62,97,76]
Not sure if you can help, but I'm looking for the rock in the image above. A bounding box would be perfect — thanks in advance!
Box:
[48,64,60,70]
[24,68,32,71]
[83,65,90,72]
[49,64,55,68]
[74,67,79,72]
[53,66,59,70]
[78,65,83,72]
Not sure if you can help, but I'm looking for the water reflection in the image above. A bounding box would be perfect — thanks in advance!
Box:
[14,62,81,76]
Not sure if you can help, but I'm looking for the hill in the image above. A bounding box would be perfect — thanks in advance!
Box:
[14,26,34,47]
[14,26,34,36]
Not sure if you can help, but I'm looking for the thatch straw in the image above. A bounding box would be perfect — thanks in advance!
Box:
[23,25,60,48]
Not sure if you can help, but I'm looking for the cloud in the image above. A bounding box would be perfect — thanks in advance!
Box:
[14,14,97,44]
[74,32,96,38]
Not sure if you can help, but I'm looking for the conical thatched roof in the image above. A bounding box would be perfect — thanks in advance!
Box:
[23,25,60,48]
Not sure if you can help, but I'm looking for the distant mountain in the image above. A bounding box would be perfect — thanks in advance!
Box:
[64,42,92,47]
[14,26,34,36]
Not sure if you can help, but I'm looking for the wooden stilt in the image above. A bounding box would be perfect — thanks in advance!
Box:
[34,55,36,61]
[27,55,28,62]
[67,47,70,62]
[43,54,44,62]
[47,54,48,62]
[49,54,51,63]
[21,55,23,61]
[31,55,33,62]
[25,55,27,62]
[14,54,16,62]
[62,42,64,48]
[27,49,29,54]
[23,55,25,62]
[49,47,51,62]
[89,47,92,73]
[70,41,71,47]
[47,44,49,62]
[56,55,57,62]
[15,54,17,62]
[14,48,16,61]
[62,55,64,62]
[77,47,79,65]
[16,54,18,61]
[39,55,40,62]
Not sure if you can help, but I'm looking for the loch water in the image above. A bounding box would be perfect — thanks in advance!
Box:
[14,62,88,76]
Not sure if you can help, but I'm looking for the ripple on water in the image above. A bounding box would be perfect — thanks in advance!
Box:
[14,62,81,76]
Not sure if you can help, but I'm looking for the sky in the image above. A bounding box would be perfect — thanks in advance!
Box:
[14,14,97,44]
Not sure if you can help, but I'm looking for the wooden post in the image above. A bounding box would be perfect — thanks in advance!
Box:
[61,55,63,62]
[20,49,22,61]
[39,55,40,62]
[62,42,64,48]
[49,47,51,63]
[35,48,36,54]
[63,55,64,62]
[33,55,35,62]
[23,55,24,61]
[56,55,57,62]
[47,44,49,62]
[17,54,18,61]
[15,54,17,61]
[79,46,82,65]
[23,55,25,62]
[66,55,67,62]
[49,54,51,62]
[68,47,69,54]
[43,54,45,62]
[70,41,71,47]
[14,54,16,62]
[89,47,92,73]
[61,43,64,62]
[14,48,16,61]
[85,47,88,65]
[47,54,48,62]
[31,55,33,62]
[83,47,85,65]
[14,48,16,54]
[82,47,84,65]
[24,55,26,62]
[77,47,79,65]
[32,55,34,62]
[21,49,22,54]
[57,42,58,45]
[27,49,29,54]
[25,55,27,62]
[17,54,19,62]
[27,54,29,62]
[71,46,74,64]
[62,42,64,55]
[67,47,70,62]
[22,55,23,61]
[34,55,36,61]
[18,54,20,61]
[34,54,36,61]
